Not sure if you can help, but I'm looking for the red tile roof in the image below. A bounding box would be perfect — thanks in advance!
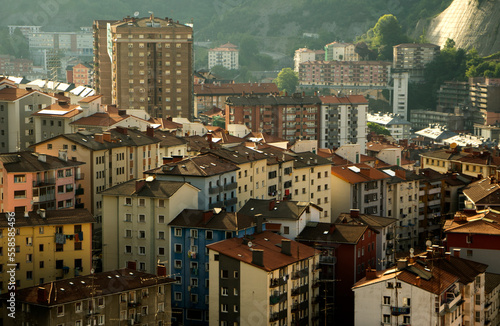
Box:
[78,95,102,103]
[207,231,317,272]
[331,163,390,184]
[320,95,368,104]
[71,112,126,126]
[32,103,82,118]
[194,83,279,96]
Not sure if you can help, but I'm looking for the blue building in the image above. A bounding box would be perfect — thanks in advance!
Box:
[169,209,263,325]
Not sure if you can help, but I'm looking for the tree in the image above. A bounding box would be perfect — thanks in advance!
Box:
[367,122,391,136]
[371,14,408,60]
[274,68,298,94]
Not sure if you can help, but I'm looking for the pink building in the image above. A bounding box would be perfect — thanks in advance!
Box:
[0,151,84,212]
[299,60,391,87]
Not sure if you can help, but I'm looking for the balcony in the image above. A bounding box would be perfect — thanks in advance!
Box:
[320,256,336,265]
[224,197,237,206]
[224,182,237,191]
[269,309,287,322]
[270,277,286,288]
[439,290,462,315]
[270,291,287,305]
[208,185,223,194]
[386,232,394,240]
[33,194,56,203]
[128,300,141,308]
[391,306,410,316]
[33,178,56,187]
[75,188,84,196]
[75,173,85,180]
[312,278,321,288]
[208,201,223,209]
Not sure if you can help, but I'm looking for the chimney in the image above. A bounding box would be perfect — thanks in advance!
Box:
[103,132,111,142]
[350,209,360,218]
[255,215,263,233]
[397,259,408,270]
[38,154,46,162]
[157,265,167,277]
[281,239,291,256]
[329,224,336,234]
[445,252,451,261]
[95,133,104,143]
[415,276,421,287]
[37,287,48,303]
[116,126,128,135]
[127,261,137,270]
[252,249,264,266]
[135,179,146,193]
[365,267,377,280]
[269,200,276,211]
[453,248,461,258]
[203,210,214,224]
[39,209,46,219]
[146,126,154,137]
[206,133,213,149]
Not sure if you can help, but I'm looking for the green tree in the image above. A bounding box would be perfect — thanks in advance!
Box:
[370,14,408,60]
[212,116,226,128]
[274,68,298,94]
[367,122,391,136]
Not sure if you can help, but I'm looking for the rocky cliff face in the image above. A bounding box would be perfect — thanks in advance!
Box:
[424,0,500,55]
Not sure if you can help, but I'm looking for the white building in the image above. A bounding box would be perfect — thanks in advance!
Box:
[294,48,324,72]
[320,95,368,151]
[208,42,239,70]
[353,259,463,326]
[324,42,359,61]
[367,112,411,140]
[392,70,410,120]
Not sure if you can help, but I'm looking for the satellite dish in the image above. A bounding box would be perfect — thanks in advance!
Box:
[133,11,140,17]
[91,268,95,274]
[450,142,457,149]
[247,241,253,248]
[425,240,432,248]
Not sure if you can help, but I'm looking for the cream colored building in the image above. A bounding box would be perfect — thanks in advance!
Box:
[207,231,321,326]
[100,178,199,274]
[31,128,161,227]
[208,42,239,70]
[0,209,94,293]
[324,42,359,61]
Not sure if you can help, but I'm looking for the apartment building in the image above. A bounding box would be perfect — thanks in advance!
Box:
[330,164,390,218]
[485,273,500,326]
[418,168,446,244]
[469,78,500,115]
[289,152,333,219]
[207,231,321,326]
[208,42,239,70]
[0,55,34,77]
[382,167,422,252]
[194,82,278,116]
[324,42,359,62]
[294,48,325,72]
[225,93,322,143]
[393,43,440,81]
[353,259,462,326]
[257,145,296,201]
[0,151,84,213]
[319,95,368,149]
[31,127,161,222]
[0,209,94,293]
[0,80,57,153]
[337,209,397,270]
[444,208,500,273]
[2,268,173,326]
[299,61,391,87]
[146,153,239,212]
[94,15,193,119]
[297,221,377,325]
[202,144,269,209]
[72,63,92,86]
[169,209,258,325]
[101,178,199,274]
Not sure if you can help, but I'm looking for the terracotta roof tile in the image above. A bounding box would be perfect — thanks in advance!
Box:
[207,231,317,272]
[331,163,390,184]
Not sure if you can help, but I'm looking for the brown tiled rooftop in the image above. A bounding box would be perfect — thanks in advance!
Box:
[0,209,94,227]
[169,209,255,230]
[207,231,317,272]
[331,163,390,184]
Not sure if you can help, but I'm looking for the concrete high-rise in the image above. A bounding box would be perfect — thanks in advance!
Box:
[93,15,193,119]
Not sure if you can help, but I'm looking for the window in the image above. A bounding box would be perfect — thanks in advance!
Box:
[175,228,182,237]
[75,301,82,312]
[190,229,198,238]
[221,304,228,313]
[221,270,229,279]
[125,198,132,205]
[57,305,64,316]
[158,199,165,207]
[13,175,26,183]
[234,271,239,279]
[158,231,165,240]
[383,315,391,323]
[175,260,182,269]
[125,230,132,238]
[139,246,146,255]
[125,246,132,253]
[467,249,473,257]
[206,230,213,240]
[158,215,165,223]
[159,247,165,255]
[383,296,390,305]
[175,292,182,301]
[403,316,410,324]
[138,214,145,223]
[221,287,228,296]
[284,226,289,235]
[125,214,132,222]
[175,244,182,253]
[139,198,145,206]
[139,230,146,239]
[14,190,26,199]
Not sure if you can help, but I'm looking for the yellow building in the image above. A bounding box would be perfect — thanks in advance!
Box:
[208,231,321,326]
[0,209,94,293]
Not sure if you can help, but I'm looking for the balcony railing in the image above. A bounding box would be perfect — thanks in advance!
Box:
[223,182,237,191]
[439,291,462,315]
[208,186,223,194]
[33,178,56,187]
[75,188,84,196]
[391,306,410,316]
[224,198,237,206]
[75,173,85,180]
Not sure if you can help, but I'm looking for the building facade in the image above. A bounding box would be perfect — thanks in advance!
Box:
[94,15,193,119]
[324,42,359,62]
[208,42,239,70]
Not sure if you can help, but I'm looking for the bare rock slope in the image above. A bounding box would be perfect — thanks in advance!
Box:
[425,0,500,55]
